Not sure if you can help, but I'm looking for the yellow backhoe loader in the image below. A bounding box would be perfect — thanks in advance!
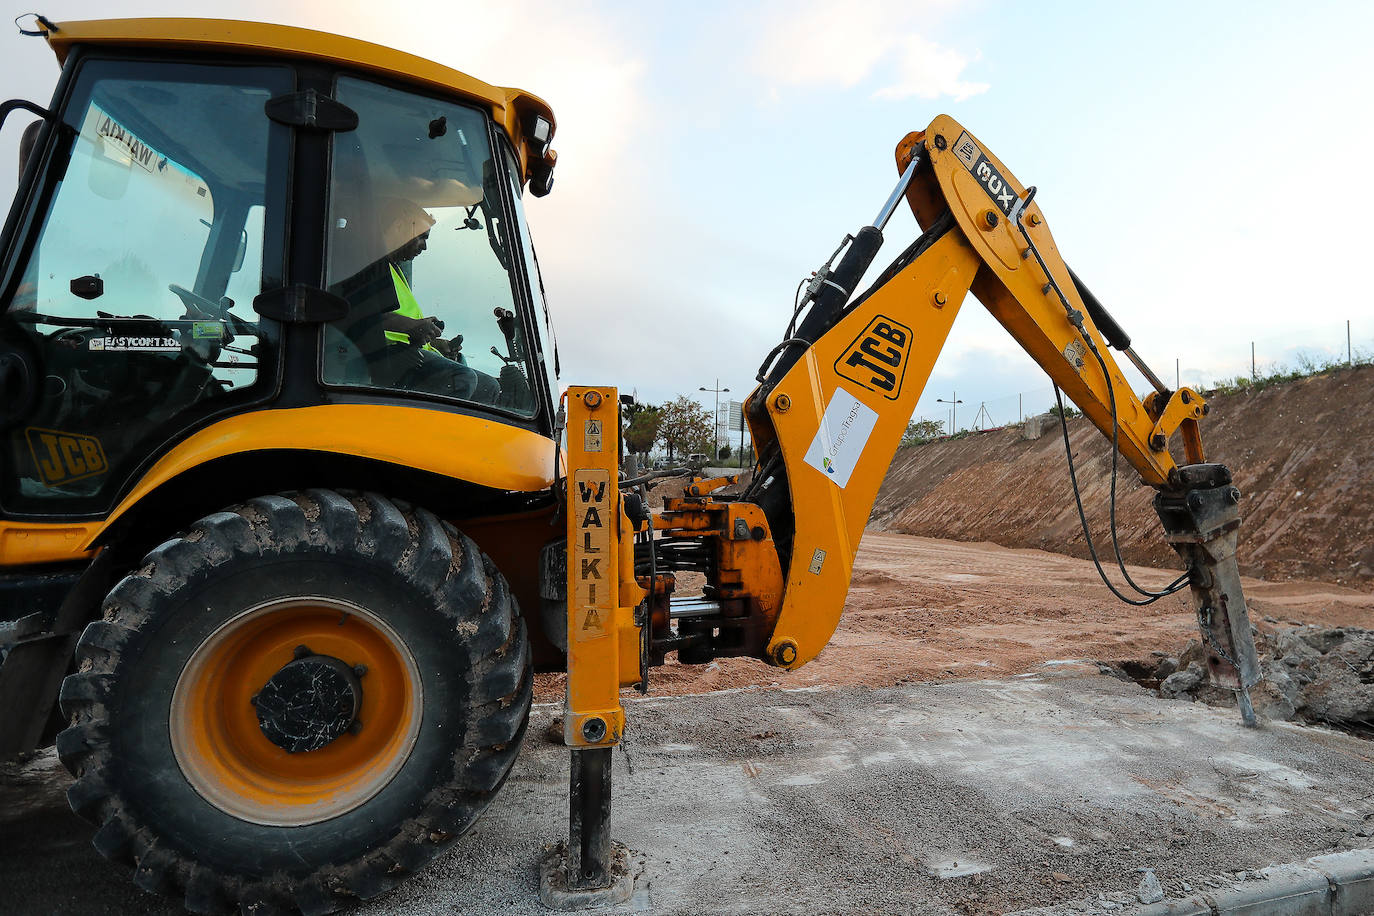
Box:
[0,16,1260,913]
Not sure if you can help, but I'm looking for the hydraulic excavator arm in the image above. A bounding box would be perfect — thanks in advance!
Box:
[553,114,1261,898]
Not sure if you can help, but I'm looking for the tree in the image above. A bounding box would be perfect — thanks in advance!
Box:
[658,395,713,460]
[718,444,732,461]
[900,418,945,447]
[1048,402,1080,419]
[623,404,662,459]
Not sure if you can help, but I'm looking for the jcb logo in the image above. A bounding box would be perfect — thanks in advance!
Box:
[835,316,912,400]
[25,427,108,487]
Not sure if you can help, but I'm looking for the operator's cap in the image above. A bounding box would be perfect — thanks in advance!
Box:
[380,197,437,253]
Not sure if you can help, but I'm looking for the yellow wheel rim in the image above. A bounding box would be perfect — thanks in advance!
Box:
[170,597,422,826]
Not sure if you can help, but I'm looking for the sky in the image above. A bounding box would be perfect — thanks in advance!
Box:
[3,1,1372,435]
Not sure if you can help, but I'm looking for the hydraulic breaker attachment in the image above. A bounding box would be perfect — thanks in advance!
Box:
[1155,464,1262,726]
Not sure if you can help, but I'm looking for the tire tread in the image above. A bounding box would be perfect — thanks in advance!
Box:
[56,490,532,914]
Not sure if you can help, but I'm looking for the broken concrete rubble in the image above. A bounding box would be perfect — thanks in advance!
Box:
[1149,626,1374,735]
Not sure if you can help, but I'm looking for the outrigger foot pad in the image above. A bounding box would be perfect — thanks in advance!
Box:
[538,841,636,910]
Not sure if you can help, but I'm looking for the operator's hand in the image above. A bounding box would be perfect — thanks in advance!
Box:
[433,333,464,360]
[403,315,444,346]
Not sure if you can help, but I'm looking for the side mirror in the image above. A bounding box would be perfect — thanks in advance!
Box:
[0,98,57,180]
[232,228,248,273]
[18,119,41,179]
[529,150,557,199]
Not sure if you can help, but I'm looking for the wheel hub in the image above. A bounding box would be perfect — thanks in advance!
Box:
[252,650,362,753]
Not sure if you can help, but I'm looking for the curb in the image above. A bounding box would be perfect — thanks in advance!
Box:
[1128,850,1374,916]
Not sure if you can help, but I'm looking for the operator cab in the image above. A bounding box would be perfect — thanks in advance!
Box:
[0,20,560,518]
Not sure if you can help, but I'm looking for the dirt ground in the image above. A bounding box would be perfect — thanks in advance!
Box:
[871,366,1374,590]
[538,531,1374,700]
[7,532,1371,915]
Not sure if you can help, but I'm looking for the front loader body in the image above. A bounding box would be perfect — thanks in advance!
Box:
[0,18,568,752]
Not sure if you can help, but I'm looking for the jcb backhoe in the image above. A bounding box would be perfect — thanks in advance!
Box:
[0,16,1260,914]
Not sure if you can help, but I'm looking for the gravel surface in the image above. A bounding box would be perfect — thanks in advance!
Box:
[6,527,1371,915]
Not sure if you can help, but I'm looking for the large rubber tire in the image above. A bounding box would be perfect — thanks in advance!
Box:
[56,490,531,914]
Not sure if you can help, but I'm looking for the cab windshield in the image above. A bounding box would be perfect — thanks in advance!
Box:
[324,76,537,416]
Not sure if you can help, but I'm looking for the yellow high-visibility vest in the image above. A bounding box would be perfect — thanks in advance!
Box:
[383,263,436,351]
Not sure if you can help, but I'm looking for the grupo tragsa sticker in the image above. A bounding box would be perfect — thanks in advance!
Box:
[803,388,878,488]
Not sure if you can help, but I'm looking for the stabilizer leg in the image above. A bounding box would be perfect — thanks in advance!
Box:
[538,745,635,909]
[569,747,613,888]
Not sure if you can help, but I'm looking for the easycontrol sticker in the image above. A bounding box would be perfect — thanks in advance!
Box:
[803,388,879,488]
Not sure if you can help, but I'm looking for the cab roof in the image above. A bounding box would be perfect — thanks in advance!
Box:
[39,17,555,175]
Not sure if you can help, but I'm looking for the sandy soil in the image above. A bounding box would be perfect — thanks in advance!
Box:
[872,366,1374,589]
[538,531,1374,700]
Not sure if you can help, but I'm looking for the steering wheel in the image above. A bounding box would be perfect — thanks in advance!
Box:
[168,283,251,335]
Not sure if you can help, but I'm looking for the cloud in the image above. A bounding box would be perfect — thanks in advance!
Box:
[871,36,989,102]
[749,0,988,102]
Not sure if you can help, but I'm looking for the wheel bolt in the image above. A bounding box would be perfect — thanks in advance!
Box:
[353,664,368,677]
[773,640,799,667]
[293,644,312,659]
[347,720,364,735]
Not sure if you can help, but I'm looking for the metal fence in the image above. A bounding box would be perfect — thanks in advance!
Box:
[912,321,1372,435]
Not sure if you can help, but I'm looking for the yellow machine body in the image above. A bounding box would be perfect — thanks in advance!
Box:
[41,18,556,180]
[0,18,1263,905]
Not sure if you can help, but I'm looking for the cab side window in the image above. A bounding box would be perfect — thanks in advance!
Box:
[0,60,288,512]
[323,77,536,416]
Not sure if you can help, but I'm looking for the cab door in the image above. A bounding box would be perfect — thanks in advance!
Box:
[0,57,291,521]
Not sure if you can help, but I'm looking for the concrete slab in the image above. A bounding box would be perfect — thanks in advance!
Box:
[360,669,1372,915]
[3,669,1371,915]
[1205,863,1331,915]
[1309,849,1374,916]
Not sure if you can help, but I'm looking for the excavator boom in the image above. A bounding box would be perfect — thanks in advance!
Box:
[563,113,1261,753]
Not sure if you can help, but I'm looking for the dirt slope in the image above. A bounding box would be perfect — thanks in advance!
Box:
[871,365,1374,588]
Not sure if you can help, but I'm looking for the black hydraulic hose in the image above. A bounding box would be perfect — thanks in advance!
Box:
[1083,340,1190,600]
[1053,385,1189,605]
[1010,197,1184,602]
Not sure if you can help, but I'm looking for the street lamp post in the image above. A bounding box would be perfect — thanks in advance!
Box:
[699,379,730,458]
[936,392,963,435]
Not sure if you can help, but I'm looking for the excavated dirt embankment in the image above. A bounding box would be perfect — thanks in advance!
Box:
[871,365,1374,589]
